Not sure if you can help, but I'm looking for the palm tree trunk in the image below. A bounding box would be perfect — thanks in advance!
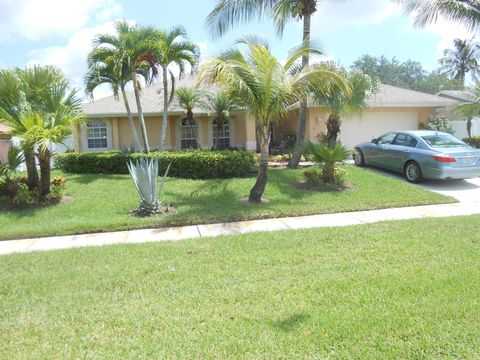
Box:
[132,73,150,153]
[325,113,341,148]
[121,87,142,152]
[467,116,472,138]
[160,67,169,150]
[249,125,270,203]
[23,146,39,191]
[39,149,51,198]
[289,11,312,168]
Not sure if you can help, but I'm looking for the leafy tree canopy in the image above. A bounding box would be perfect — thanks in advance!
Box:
[351,54,463,94]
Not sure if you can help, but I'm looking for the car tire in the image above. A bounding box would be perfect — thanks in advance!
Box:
[404,161,422,183]
[353,148,365,167]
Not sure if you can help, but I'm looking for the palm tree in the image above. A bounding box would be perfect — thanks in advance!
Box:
[439,38,480,86]
[175,86,204,148]
[0,66,82,197]
[91,21,159,153]
[0,66,66,191]
[85,51,143,151]
[205,91,240,150]
[155,26,200,150]
[302,141,350,184]
[199,38,349,203]
[313,67,377,147]
[398,0,480,31]
[206,0,343,168]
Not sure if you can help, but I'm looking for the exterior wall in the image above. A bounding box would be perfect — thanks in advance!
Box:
[0,138,10,163]
[77,113,255,152]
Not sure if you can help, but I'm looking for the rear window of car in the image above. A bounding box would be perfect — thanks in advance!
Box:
[421,134,465,148]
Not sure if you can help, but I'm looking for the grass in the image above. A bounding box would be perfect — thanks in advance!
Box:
[1,216,479,358]
[0,166,454,240]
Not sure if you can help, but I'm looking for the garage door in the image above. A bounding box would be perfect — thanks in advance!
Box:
[338,111,419,149]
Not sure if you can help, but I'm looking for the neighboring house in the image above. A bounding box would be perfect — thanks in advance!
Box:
[437,90,480,139]
[79,80,458,151]
[0,124,11,163]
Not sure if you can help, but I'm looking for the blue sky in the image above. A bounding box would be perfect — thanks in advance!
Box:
[0,0,474,99]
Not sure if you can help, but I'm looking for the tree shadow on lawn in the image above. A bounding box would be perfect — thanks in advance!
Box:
[66,173,129,185]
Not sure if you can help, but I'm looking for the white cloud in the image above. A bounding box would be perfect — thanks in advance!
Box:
[308,0,401,35]
[27,21,121,100]
[0,0,122,41]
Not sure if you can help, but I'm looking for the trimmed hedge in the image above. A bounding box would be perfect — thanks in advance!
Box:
[54,150,255,179]
[463,136,480,149]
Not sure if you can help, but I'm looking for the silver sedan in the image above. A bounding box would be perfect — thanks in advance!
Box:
[353,130,480,183]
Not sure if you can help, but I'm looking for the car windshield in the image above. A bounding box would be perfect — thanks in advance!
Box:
[421,134,465,148]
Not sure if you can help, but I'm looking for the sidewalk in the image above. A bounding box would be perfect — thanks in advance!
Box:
[1,201,480,256]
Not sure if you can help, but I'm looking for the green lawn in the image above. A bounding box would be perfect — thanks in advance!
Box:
[0,166,454,240]
[1,216,479,358]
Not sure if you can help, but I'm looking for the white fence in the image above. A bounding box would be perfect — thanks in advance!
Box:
[450,118,480,139]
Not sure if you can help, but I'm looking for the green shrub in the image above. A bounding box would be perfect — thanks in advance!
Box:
[54,150,255,179]
[46,176,67,203]
[463,136,480,149]
[13,183,36,206]
[419,117,454,134]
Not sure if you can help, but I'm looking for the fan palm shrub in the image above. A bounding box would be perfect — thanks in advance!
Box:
[302,141,350,186]
[155,26,200,150]
[91,21,159,153]
[199,38,349,202]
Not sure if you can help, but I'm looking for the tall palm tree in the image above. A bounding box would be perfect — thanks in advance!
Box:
[85,51,143,151]
[155,26,200,150]
[313,67,378,147]
[175,86,204,148]
[439,38,480,86]
[92,21,159,153]
[199,38,349,203]
[205,91,240,150]
[206,0,344,168]
[399,0,480,31]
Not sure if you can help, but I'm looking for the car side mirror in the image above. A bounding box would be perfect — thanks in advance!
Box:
[371,138,378,144]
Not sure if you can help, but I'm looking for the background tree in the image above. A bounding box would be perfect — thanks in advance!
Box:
[351,54,463,93]
[314,67,377,147]
[439,38,480,87]
[399,0,480,31]
[199,39,349,203]
[91,21,159,153]
[206,0,345,169]
[175,86,204,148]
[155,26,199,150]
[85,50,144,151]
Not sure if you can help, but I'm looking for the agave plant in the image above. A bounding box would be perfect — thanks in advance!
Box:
[127,158,171,217]
[302,141,350,185]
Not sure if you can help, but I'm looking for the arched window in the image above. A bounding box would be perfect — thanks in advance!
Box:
[212,118,230,149]
[87,119,108,149]
[181,118,198,149]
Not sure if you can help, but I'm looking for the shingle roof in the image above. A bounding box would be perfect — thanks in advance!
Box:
[366,84,458,107]
[81,76,206,117]
[82,79,458,117]
[436,89,477,103]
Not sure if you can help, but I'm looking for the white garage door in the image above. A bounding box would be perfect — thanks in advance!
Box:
[338,111,419,149]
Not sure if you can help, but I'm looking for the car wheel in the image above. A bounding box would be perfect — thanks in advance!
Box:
[404,161,422,183]
[353,148,365,167]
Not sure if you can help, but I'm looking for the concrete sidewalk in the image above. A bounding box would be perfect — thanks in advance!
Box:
[1,201,480,256]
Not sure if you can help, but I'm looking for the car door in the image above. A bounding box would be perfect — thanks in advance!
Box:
[369,132,398,168]
[388,134,419,172]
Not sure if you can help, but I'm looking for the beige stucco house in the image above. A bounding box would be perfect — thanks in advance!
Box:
[78,79,458,152]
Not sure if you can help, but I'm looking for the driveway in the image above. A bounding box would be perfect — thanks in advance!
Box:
[364,167,480,203]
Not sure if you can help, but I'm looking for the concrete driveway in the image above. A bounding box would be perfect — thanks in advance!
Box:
[364,167,480,203]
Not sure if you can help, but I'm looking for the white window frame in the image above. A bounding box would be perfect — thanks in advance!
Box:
[176,118,204,150]
[208,118,235,149]
[212,118,231,149]
[82,119,112,151]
